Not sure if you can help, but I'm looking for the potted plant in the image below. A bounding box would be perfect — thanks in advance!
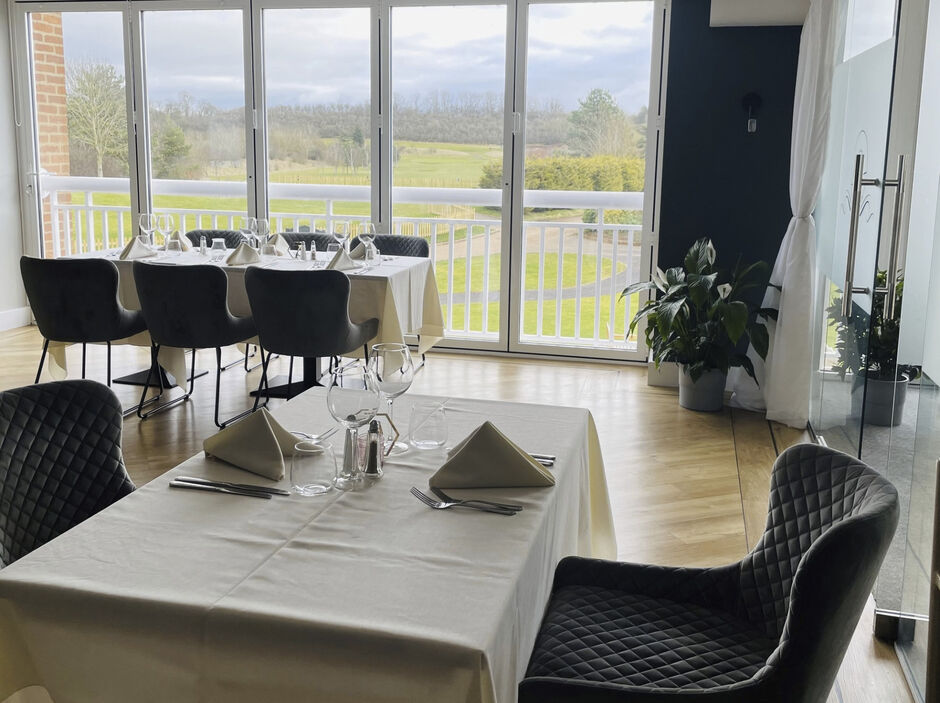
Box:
[830,271,918,426]
[622,238,774,412]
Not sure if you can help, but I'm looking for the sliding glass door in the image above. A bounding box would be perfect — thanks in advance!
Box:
[510,0,659,359]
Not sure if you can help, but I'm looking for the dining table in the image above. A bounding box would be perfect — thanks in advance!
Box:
[0,389,615,703]
[47,249,445,393]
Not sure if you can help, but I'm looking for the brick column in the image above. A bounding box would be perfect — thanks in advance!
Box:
[31,13,70,257]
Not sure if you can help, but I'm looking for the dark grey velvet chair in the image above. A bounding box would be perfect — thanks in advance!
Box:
[0,380,135,568]
[244,268,379,403]
[350,234,430,258]
[520,444,899,703]
[20,256,148,389]
[132,262,260,427]
[184,229,245,249]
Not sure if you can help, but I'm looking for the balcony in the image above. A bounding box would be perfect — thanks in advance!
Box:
[40,174,643,350]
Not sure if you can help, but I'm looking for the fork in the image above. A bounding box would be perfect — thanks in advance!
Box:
[410,487,517,515]
[430,487,523,512]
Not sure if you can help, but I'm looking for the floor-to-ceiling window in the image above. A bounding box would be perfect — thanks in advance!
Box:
[12,0,666,360]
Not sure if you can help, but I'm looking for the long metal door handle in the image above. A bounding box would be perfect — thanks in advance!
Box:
[882,154,906,320]
[843,154,866,317]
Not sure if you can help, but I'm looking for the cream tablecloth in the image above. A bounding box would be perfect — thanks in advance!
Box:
[0,390,614,703]
[48,252,445,387]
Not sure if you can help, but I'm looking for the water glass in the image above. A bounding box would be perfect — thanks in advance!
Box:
[256,218,271,241]
[327,363,380,490]
[166,239,182,257]
[138,213,157,247]
[156,214,173,247]
[237,216,257,247]
[210,238,227,262]
[261,242,277,260]
[290,440,336,496]
[409,403,448,450]
[332,222,349,252]
[326,242,341,255]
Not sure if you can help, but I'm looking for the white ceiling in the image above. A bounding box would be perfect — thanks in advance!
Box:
[710,0,811,26]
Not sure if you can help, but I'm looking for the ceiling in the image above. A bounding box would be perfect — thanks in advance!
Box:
[710,0,811,26]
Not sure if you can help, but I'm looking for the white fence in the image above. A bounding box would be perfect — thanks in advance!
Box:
[40,175,643,348]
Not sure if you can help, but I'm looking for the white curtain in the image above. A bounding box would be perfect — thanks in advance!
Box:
[731,0,838,427]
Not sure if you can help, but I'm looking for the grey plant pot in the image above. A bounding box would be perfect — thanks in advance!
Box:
[678,367,727,412]
[851,373,909,427]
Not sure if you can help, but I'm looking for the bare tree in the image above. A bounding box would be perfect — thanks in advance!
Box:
[66,61,127,177]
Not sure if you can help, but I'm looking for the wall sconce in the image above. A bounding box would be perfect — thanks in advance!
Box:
[742,92,762,134]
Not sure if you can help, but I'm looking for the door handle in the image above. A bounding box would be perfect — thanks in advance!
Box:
[874,154,906,320]
[842,153,880,317]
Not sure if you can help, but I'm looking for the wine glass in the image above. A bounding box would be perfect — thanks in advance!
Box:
[237,216,258,248]
[256,217,271,244]
[138,213,157,247]
[156,213,174,248]
[332,222,349,252]
[326,363,380,491]
[359,222,377,262]
[368,343,414,453]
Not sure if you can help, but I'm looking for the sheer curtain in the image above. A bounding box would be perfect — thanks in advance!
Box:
[731,0,838,427]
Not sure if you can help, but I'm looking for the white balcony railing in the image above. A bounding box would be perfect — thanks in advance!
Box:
[39,175,642,348]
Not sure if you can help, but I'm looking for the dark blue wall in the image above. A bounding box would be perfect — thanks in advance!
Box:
[658,0,801,272]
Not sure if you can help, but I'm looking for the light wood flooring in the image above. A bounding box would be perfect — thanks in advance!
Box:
[0,325,915,702]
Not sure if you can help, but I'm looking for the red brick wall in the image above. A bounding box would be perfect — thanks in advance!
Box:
[31,13,69,257]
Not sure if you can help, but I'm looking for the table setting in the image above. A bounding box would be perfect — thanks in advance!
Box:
[0,350,615,703]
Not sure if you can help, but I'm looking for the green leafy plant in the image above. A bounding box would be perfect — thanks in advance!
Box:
[621,238,775,382]
[829,270,919,383]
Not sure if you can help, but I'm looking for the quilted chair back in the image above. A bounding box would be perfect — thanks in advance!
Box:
[351,235,429,258]
[738,444,898,702]
[184,229,245,249]
[280,232,336,253]
[21,256,125,344]
[0,381,134,567]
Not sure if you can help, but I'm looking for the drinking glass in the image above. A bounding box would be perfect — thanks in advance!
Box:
[166,239,182,257]
[156,214,174,248]
[210,238,227,262]
[326,242,341,255]
[359,222,378,262]
[237,216,258,248]
[332,222,349,252]
[409,403,448,450]
[290,440,337,496]
[368,343,414,453]
[260,242,277,260]
[327,363,380,490]
[256,218,271,242]
[138,213,157,247]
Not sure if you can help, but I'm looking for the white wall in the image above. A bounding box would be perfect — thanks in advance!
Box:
[710,0,809,27]
[0,0,28,330]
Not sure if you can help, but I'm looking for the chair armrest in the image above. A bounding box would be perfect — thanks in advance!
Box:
[520,676,767,703]
[553,556,741,611]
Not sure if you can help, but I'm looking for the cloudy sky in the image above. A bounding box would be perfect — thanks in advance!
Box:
[61,2,653,114]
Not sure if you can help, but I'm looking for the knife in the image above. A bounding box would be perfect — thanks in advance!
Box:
[175,476,290,496]
[169,479,273,499]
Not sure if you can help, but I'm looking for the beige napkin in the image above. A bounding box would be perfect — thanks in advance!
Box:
[267,233,291,256]
[203,408,298,480]
[326,247,358,271]
[165,230,192,251]
[226,241,262,266]
[119,237,156,260]
[429,421,555,489]
[349,242,366,260]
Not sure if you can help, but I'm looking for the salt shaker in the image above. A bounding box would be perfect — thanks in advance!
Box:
[364,420,382,479]
[199,235,207,256]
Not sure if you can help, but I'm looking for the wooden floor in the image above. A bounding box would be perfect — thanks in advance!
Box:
[0,325,914,702]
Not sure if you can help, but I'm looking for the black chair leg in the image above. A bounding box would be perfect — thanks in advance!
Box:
[35,338,49,384]
[138,345,195,420]
[106,341,112,386]
[81,343,87,379]
[215,346,259,429]
[253,348,270,412]
[363,344,370,363]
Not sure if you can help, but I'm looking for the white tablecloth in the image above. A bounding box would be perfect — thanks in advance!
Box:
[48,252,445,387]
[0,390,615,703]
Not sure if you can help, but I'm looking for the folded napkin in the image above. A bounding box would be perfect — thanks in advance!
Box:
[119,237,157,260]
[429,421,555,489]
[226,241,262,266]
[326,247,358,271]
[267,233,291,256]
[165,230,192,251]
[349,242,366,260]
[203,408,298,480]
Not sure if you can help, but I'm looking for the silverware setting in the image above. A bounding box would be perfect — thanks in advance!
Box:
[430,487,523,512]
[170,479,273,499]
[528,452,555,467]
[410,487,517,515]
[175,476,290,496]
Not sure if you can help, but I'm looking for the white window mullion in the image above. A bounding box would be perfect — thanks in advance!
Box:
[376,0,391,231]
